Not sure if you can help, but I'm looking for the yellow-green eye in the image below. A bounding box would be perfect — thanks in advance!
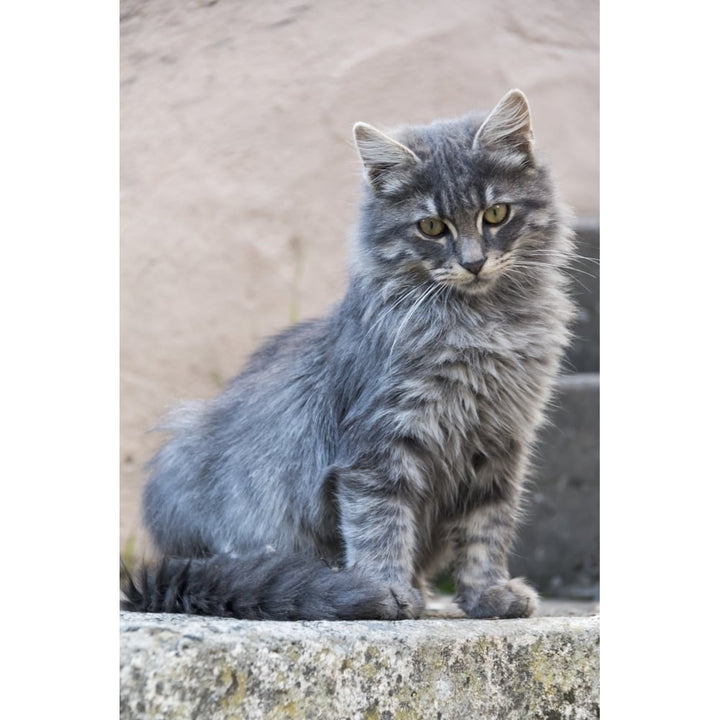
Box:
[418,217,447,237]
[483,203,509,225]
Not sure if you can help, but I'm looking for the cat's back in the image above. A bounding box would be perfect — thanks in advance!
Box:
[143,314,341,555]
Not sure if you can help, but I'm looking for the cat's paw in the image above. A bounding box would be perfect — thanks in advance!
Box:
[458,577,538,619]
[376,583,424,619]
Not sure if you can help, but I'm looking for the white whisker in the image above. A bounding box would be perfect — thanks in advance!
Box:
[388,283,443,363]
[361,285,420,348]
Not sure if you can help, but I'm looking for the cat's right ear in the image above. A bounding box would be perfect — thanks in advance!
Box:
[353,122,420,195]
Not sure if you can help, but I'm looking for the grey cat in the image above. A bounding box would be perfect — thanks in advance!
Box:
[122,89,575,621]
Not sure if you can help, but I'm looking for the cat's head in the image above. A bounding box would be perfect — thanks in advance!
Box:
[353,90,567,295]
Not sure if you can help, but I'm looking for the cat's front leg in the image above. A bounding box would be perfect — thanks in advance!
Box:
[454,499,538,619]
[331,465,424,619]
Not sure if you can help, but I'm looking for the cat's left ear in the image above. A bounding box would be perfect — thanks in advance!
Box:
[473,89,535,161]
[353,122,420,195]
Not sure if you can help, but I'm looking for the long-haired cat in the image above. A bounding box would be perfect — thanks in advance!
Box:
[122,89,575,620]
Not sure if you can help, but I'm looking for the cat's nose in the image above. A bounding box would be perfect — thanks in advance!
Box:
[460,258,486,275]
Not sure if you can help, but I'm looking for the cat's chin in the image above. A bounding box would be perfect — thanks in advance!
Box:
[442,276,496,296]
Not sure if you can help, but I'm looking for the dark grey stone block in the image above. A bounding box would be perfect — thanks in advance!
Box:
[564,218,600,374]
[510,373,599,599]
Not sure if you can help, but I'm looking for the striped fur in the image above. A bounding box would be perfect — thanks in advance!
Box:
[126,90,575,620]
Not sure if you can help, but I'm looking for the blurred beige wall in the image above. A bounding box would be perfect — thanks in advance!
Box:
[120,0,598,557]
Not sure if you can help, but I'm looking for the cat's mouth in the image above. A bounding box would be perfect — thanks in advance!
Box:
[456,275,494,294]
[437,270,495,294]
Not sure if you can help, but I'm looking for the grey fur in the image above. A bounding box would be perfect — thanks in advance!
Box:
[133,89,575,620]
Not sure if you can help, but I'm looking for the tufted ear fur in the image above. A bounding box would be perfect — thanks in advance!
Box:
[473,89,535,159]
[353,122,421,195]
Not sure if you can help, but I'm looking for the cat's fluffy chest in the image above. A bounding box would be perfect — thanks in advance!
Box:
[374,306,554,490]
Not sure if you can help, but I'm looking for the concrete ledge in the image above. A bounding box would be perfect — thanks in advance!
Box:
[120,609,599,719]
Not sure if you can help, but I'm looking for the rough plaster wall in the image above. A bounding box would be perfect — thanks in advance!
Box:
[120,0,599,555]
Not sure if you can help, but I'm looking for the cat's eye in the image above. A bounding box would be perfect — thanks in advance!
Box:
[418,217,447,237]
[482,203,510,225]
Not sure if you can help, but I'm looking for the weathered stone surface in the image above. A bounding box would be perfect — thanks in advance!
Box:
[120,610,599,720]
[511,374,599,598]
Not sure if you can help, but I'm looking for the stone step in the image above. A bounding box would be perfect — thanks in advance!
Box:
[510,372,599,599]
[120,603,599,720]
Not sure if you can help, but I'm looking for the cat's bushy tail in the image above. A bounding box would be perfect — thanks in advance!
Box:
[121,551,418,621]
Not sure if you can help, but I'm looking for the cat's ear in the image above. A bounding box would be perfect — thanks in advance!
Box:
[473,89,535,160]
[353,122,420,195]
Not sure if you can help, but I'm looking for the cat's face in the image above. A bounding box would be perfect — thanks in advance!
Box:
[354,90,558,296]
